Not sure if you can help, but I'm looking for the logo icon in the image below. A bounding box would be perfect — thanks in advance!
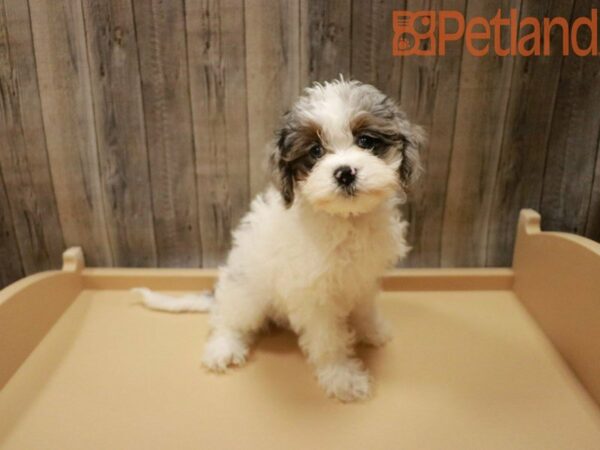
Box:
[392,11,436,56]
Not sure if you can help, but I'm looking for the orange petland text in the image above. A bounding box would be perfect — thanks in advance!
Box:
[393,9,598,56]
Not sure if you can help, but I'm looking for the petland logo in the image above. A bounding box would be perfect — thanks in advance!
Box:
[393,9,598,56]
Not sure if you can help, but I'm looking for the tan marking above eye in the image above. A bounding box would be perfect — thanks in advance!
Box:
[282,121,324,160]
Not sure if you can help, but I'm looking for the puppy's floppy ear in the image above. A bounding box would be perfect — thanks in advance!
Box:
[373,95,425,188]
[270,127,295,206]
[398,123,425,188]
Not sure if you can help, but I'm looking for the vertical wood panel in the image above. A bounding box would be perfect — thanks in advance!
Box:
[540,0,600,237]
[30,0,112,266]
[186,0,249,266]
[350,0,404,100]
[2,2,600,287]
[486,0,575,266]
[398,0,466,268]
[0,168,23,285]
[301,0,351,84]
[441,0,522,267]
[0,0,64,273]
[585,140,600,242]
[132,0,201,267]
[82,0,157,267]
[245,0,301,198]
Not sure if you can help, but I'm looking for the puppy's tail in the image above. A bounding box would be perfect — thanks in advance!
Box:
[133,287,214,313]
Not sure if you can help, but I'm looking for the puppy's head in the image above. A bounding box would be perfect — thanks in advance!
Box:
[271,79,424,216]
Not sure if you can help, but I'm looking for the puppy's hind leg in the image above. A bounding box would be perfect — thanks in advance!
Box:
[202,282,268,373]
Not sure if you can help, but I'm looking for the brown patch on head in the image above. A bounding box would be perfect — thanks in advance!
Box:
[350,111,407,158]
[279,119,322,163]
[350,111,402,140]
[270,116,325,206]
[349,93,424,188]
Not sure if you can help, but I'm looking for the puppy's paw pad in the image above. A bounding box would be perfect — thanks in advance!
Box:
[317,360,372,402]
[201,334,248,372]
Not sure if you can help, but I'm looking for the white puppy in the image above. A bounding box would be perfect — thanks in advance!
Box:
[140,79,424,401]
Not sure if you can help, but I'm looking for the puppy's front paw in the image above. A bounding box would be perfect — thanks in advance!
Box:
[359,321,393,347]
[202,333,248,372]
[317,359,371,402]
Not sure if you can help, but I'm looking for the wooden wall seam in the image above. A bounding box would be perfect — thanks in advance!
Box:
[181,0,204,266]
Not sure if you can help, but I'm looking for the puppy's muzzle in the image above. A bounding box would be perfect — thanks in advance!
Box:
[334,165,357,188]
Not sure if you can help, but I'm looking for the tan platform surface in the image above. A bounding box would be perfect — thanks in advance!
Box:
[2,288,600,450]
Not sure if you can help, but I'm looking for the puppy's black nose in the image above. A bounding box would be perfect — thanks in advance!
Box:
[334,165,356,187]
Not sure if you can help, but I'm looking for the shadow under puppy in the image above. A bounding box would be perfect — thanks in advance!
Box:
[138,78,424,402]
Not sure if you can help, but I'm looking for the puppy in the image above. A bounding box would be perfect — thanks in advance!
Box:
[140,78,423,401]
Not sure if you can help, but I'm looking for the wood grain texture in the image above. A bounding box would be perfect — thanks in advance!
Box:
[350,0,404,100]
[586,138,600,242]
[29,0,112,267]
[301,0,351,84]
[245,0,301,198]
[82,0,157,267]
[2,2,600,287]
[485,0,575,266]
[397,0,466,268]
[186,0,250,266]
[540,0,600,237]
[132,0,201,267]
[0,0,64,273]
[441,0,522,267]
[0,167,23,286]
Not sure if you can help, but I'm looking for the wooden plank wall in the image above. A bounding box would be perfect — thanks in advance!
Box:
[1,0,599,286]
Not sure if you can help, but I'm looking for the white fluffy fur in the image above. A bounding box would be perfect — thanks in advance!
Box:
[203,188,407,401]
[303,147,400,215]
[138,79,419,402]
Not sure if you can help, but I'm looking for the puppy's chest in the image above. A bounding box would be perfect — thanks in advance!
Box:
[325,221,397,276]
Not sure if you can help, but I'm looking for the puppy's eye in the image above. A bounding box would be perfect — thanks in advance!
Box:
[356,135,380,149]
[309,144,324,159]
